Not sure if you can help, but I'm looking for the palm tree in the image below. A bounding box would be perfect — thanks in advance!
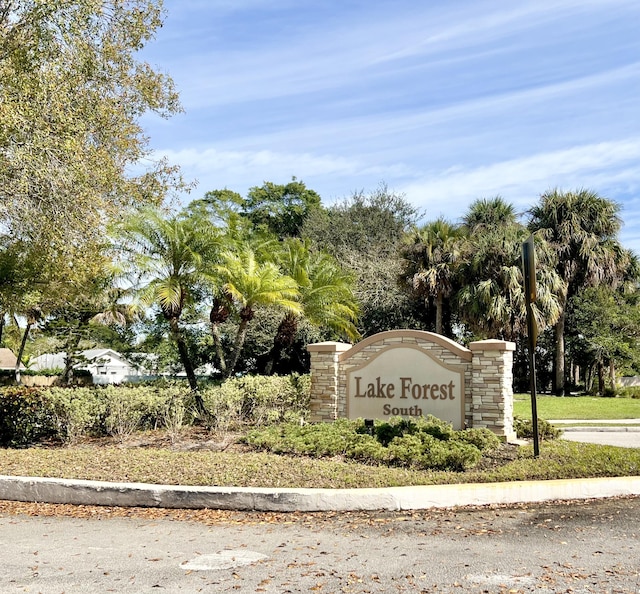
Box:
[115,206,220,412]
[217,246,302,376]
[457,198,564,341]
[461,196,517,231]
[528,188,625,395]
[263,239,359,374]
[400,218,464,336]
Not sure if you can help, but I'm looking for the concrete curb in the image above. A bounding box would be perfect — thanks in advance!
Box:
[1,475,640,512]
[561,426,640,432]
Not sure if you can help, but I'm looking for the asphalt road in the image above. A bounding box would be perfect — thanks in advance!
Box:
[556,421,640,449]
[1,497,639,593]
[561,430,640,448]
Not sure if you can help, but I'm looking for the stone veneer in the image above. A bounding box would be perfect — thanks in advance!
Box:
[307,330,516,441]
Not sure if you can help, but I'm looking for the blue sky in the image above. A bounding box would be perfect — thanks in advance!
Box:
[140,0,640,251]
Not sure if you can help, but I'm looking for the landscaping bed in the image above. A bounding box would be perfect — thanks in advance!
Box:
[2,426,639,490]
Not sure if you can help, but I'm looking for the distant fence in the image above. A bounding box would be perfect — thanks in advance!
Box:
[619,376,640,387]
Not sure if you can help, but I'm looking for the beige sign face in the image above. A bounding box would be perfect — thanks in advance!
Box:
[346,345,464,429]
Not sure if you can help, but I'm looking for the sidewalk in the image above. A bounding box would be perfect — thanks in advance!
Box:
[550,418,640,429]
[550,419,640,448]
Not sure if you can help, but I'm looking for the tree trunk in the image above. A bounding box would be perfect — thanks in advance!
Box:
[609,359,616,393]
[15,321,32,383]
[553,310,566,396]
[62,329,83,385]
[598,360,605,396]
[228,317,250,378]
[0,312,5,345]
[62,354,75,385]
[168,316,205,415]
[435,291,443,335]
[264,312,298,375]
[211,322,227,375]
[209,299,230,375]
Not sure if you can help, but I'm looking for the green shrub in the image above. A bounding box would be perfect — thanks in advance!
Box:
[385,432,482,471]
[101,385,164,440]
[161,391,188,438]
[616,386,640,399]
[414,415,456,441]
[456,427,502,451]
[245,416,495,472]
[44,387,107,443]
[21,368,63,377]
[514,416,561,440]
[0,387,56,446]
[369,417,414,446]
[202,374,310,430]
[0,375,310,445]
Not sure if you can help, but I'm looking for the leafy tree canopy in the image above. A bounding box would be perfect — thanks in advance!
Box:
[302,183,419,257]
[241,177,321,238]
[0,0,182,248]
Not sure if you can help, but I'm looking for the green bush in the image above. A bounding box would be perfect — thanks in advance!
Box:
[456,427,502,450]
[0,375,311,445]
[514,416,561,440]
[21,368,63,377]
[244,419,375,460]
[44,387,107,443]
[616,386,640,399]
[370,417,414,446]
[0,387,56,446]
[102,385,167,440]
[386,432,482,471]
[245,416,497,472]
[202,374,310,430]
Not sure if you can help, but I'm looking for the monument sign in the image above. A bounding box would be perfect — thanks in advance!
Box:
[347,344,465,428]
[307,330,517,441]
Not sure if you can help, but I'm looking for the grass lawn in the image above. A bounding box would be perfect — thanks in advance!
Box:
[1,440,639,489]
[513,394,640,420]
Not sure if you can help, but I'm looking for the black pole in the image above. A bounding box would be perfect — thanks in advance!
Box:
[527,307,540,457]
[522,235,540,457]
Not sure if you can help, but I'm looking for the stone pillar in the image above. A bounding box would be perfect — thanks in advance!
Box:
[307,341,352,422]
[469,339,516,441]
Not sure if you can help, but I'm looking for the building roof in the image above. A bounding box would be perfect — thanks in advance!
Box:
[0,348,21,370]
[31,349,142,372]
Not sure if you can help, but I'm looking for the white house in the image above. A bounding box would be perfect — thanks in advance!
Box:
[30,349,150,385]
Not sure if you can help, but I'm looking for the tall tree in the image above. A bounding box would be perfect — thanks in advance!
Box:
[302,184,423,336]
[461,196,517,231]
[302,183,418,258]
[400,218,464,336]
[263,239,359,374]
[241,178,321,238]
[114,206,220,413]
[45,269,141,384]
[0,0,182,249]
[457,197,564,341]
[0,238,30,345]
[567,285,640,394]
[528,189,627,395]
[216,246,301,376]
[4,238,102,374]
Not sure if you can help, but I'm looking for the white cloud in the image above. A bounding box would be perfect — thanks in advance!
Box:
[400,139,640,218]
